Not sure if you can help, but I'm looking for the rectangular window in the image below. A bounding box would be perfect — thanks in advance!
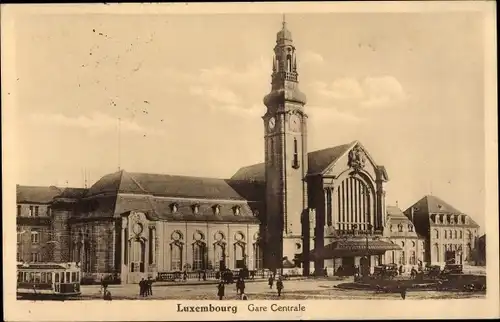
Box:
[35,206,39,217]
[71,272,77,282]
[66,272,70,283]
[47,206,52,216]
[29,206,33,217]
[31,253,40,262]
[31,231,40,244]
[17,205,21,216]
[47,273,52,284]
[55,273,60,283]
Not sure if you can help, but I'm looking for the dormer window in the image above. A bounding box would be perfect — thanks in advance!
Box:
[192,204,200,215]
[170,203,179,213]
[398,224,403,232]
[252,209,259,217]
[389,224,394,232]
[408,224,414,232]
[213,205,221,215]
[233,206,241,216]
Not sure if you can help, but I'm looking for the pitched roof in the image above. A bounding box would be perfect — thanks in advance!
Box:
[231,142,355,181]
[87,170,265,202]
[307,143,353,175]
[17,185,62,203]
[17,185,89,204]
[408,195,463,214]
[231,163,265,182]
[386,205,407,218]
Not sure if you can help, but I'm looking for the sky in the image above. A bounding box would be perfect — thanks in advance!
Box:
[10,11,487,229]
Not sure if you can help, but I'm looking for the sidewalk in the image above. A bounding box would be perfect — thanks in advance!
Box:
[83,276,337,288]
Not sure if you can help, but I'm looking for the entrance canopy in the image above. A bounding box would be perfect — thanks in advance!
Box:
[310,239,402,260]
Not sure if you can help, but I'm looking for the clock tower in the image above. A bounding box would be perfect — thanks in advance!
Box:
[262,17,308,273]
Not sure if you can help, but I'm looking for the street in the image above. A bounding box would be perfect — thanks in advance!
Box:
[77,279,486,301]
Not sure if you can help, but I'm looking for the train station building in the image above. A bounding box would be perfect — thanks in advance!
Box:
[16,20,481,283]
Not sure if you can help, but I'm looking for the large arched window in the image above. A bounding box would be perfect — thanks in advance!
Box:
[170,242,183,271]
[335,176,373,231]
[192,242,206,271]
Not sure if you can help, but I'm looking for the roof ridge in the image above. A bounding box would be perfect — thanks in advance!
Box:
[122,171,149,194]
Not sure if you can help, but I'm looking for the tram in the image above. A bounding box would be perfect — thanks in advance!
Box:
[17,262,81,299]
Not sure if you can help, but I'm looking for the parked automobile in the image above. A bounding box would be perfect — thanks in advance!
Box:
[373,264,398,279]
[423,265,442,279]
[442,264,463,275]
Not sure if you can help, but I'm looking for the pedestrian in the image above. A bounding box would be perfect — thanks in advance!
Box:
[215,271,221,280]
[183,271,187,282]
[139,278,146,297]
[235,277,241,294]
[198,271,201,281]
[277,277,284,297]
[250,271,255,280]
[217,281,225,300]
[399,265,403,276]
[202,270,207,281]
[239,277,246,295]
[147,276,153,296]
[103,290,112,301]
[400,286,407,300]
[268,275,274,289]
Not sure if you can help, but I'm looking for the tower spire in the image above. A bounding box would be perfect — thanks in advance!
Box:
[282,13,286,28]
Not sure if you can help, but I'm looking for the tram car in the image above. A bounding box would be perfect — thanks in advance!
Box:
[17,262,81,299]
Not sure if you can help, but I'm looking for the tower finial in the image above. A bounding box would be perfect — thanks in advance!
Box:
[282,13,286,28]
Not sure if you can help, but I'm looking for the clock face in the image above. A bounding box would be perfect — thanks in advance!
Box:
[289,114,301,131]
[268,117,276,130]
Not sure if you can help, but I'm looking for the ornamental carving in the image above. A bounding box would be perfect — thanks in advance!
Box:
[348,145,366,171]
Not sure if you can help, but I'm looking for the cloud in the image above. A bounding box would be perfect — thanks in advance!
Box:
[189,86,241,105]
[308,105,365,124]
[186,57,270,117]
[28,111,165,136]
[302,50,325,65]
[314,76,407,109]
[360,76,406,109]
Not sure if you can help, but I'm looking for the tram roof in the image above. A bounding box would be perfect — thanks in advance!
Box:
[17,262,79,270]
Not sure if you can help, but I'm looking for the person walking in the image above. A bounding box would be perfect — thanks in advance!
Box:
[147,276,154,296]
[103,289,112,301]
[217,281,225,300]
[276,277,284,297]
[268,275,274,289]
[139,278,146,297]
[183,271,188,282]
[400,285,407,300]
[239,277,246,296]
[202,270,207,281]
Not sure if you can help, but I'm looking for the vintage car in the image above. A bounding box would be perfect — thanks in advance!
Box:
[423,265,442,279]
[442,264,463,275]
[373,264,398,279]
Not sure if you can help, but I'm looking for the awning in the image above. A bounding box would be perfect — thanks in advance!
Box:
[309,239,402,260]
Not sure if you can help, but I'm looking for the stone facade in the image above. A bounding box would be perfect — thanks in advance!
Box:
[404,195,480,268]
[16,20,482,283]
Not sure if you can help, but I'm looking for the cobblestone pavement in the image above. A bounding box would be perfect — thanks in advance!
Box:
[77,279,486,301]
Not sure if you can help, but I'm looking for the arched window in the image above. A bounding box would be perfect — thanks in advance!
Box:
[410,251,416,265]
[454,230,457,239]
[192,242,206,271]
[434,243,440,262]
[459,231,463,239]
[287,54,292,72]
[444,230,448,239]
[214,243,225,271]
[234,242,246,269]
[434,230,439,239]
[171,243,183,271]
[253,242,263,269]
[399,251,406,265]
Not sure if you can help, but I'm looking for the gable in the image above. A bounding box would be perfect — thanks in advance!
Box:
[318,141,387,181]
